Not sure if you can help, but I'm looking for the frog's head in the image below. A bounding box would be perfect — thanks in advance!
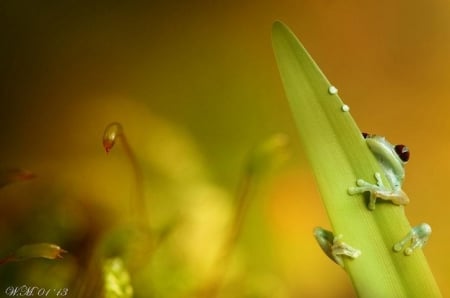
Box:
[362,133,409,186]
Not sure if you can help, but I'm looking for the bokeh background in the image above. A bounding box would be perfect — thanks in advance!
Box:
[0,1,449,297]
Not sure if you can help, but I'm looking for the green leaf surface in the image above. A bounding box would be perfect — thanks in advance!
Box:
[272,21,441,297]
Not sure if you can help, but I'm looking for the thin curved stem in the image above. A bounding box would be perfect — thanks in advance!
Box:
[103,122,148,230]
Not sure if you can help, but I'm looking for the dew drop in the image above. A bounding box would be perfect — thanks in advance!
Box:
[341,104,350,112]
[328,86,338,95]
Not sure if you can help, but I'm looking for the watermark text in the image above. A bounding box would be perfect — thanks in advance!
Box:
[5,285,68,297]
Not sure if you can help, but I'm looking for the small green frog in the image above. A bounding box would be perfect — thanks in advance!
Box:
[313,227,361,267]
[348,133,410,210]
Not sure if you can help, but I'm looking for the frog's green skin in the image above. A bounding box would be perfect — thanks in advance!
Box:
[313,227,361,267]
[348,134,410,210]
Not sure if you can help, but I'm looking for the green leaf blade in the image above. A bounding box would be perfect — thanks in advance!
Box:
[272,21,441,297]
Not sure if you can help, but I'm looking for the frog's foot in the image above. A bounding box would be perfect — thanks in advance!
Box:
[393,223,431,256]
[348,173,385,210]
[348,173,409,210]
[331,234,362,267]
[314,228,361,267]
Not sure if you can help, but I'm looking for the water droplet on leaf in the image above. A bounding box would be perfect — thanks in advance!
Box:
[341,104,350,112]
[328,86,338,95]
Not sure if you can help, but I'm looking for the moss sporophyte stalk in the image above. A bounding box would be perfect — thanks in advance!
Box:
[102,122,148,230]
[272,21,441,297]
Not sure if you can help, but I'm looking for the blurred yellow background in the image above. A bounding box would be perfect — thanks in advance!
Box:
[0,1,449,297]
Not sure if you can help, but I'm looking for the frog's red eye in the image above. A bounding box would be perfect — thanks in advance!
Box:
[395,144,410,162]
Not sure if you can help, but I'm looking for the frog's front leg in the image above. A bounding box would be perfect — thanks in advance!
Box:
[313,227,361,267]
[348,173,410,210]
